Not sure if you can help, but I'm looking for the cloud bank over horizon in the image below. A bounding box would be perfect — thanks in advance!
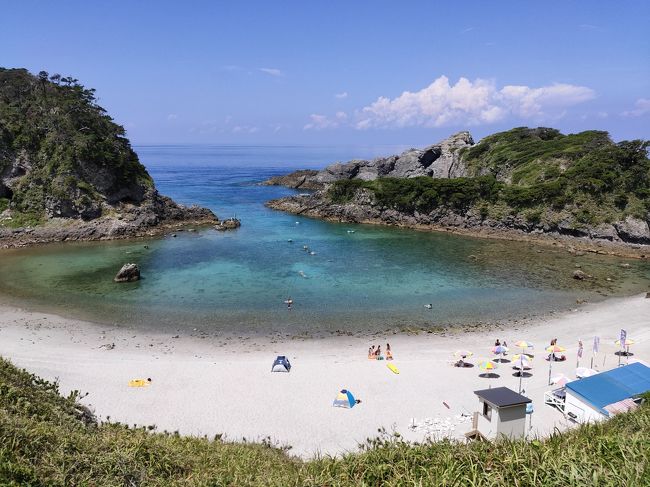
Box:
[353,76,596,130]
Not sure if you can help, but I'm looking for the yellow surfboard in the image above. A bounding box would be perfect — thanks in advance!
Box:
[128,379,150,387]
[387,363,400,374]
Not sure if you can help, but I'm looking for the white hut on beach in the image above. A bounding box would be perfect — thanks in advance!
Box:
[466,387,531,441]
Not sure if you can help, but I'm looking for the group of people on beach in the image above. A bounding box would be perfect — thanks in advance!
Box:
[368,343,393,360]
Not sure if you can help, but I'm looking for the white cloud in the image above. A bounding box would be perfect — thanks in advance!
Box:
[335,91,348,99]
[232,125,259,134]
[460,27,474,34]
[499,83,595,118]
[166,113,178,121]
[303,114,341,130]
[259,67,284,77]
[622,98,650,117]
[355,76,595,129]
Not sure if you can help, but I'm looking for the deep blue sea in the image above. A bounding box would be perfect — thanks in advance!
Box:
[1,145,648,334]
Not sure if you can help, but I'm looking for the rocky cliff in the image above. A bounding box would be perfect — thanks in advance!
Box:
[266,128,650,256]
[264,131,474,189]
[0,68,217,247]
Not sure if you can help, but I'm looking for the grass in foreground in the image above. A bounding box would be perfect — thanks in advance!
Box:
[1,356,649,486]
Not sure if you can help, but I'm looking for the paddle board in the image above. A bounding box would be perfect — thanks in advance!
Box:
[387,363,400,374]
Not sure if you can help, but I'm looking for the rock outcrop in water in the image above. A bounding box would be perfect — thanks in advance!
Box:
[114,263,141,282]
[0,68,218,247]
[266,128,650,257]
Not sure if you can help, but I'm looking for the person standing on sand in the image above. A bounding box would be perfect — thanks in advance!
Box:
[386,343,393,360]
[376,345,381,358]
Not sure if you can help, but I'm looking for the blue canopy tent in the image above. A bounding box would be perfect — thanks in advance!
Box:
[333,389,357,408]
[271,355,291,372]
[565,362,650,417]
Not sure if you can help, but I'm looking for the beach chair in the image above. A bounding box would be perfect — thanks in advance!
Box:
[543,387,566,414]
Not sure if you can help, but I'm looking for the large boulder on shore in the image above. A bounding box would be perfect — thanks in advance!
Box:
[114,263,140,282]
[614,217,650,244]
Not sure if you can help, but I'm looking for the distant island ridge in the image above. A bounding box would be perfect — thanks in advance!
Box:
[265,128,650,258]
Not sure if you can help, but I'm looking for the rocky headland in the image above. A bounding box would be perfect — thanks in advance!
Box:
[266,128,650,258]
[0,68,217,248]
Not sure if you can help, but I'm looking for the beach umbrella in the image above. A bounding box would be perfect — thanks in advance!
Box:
[615,338,635,357]
[515,340,534,349]
[492,345,509,362]
[453,350,473,366]
[512,354,532,392]
[576,367,598,379]
[478,360,498,378]
[454,350,473,358]
[478,360,498,370]
[545,344,566,385]
[551,373,569,387]
[512,354,532,369]
[545,345,567,354]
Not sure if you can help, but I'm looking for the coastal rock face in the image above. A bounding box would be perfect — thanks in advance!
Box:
[114,263,140,282]
[264,132,474,189]
[265,190,650,257]
[265,127,650,254]
[261,170,320,189]
[0,188,217,247]
[0,68,218,247]
[614,217,650,244]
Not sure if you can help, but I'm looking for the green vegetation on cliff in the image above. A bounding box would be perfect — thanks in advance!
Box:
[330,128,650,232]
[0,68,153,224]
[1,356,648,486]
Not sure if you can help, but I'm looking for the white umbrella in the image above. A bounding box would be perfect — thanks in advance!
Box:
[512,354,532,370]
[576,367,598,379]
[512,353,532,393]
[551,373,569,387]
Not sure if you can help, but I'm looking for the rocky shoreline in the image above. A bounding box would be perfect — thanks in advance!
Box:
[0,189,218,249]
[263,129,650,259]
[266,192,650,259]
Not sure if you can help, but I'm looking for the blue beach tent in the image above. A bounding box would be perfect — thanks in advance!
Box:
[333,389,357,408]
[271,355,291,372]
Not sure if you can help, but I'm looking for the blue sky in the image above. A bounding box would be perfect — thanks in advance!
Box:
[2,0,649,146]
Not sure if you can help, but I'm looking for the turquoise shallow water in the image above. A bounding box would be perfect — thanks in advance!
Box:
[1,145,649,334]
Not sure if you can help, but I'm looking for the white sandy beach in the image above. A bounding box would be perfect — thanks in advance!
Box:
[0,295,649,458]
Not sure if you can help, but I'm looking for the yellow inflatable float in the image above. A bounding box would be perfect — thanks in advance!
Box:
[128,378,151,387]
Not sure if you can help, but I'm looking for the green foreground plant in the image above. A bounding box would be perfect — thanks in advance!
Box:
[1,356,649,486]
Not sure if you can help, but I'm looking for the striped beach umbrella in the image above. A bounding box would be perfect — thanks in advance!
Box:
[478,360,498,372]
[545,344,566,385]
[492,345,509,362]
[512,354,532,369]
[545,345,566,354]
